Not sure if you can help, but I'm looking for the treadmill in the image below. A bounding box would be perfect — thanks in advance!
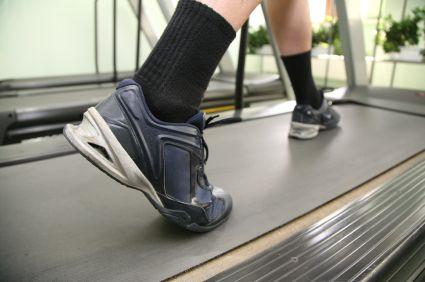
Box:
[0,0,285,145]
[0,0,424,280]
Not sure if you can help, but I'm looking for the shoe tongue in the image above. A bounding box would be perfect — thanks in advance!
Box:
[186,111,206,132]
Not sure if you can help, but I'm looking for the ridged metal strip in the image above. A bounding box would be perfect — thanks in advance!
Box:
[210,160,425,282]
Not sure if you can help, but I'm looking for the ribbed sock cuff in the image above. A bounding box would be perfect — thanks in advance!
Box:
[281,50,311,61]
[133,0,237,122]
[282,50,323,109]
[180,0,236,40]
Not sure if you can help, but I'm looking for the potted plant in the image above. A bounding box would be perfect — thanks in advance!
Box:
[248,25,271,55]
[312,18,343,56]
[381,6,425,62]
[246,25,271,72]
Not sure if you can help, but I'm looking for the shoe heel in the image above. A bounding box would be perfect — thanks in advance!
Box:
[64,107,163,207]
[289,122,320,139]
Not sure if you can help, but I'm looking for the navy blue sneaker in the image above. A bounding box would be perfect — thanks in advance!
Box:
[289,99,340,139]
[64,79,232,232]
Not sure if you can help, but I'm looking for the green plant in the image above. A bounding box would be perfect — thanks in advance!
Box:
[413,6,425,31]
[312,18,342,55]
[333,37,343,56]
[381,6,425,54]
[248,26,269,54]
[382,15,420,52]
[413,6,425,56]
[312,24,329,47]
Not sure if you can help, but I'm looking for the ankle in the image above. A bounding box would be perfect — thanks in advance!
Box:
[311,90,324,110]
[132,0,235,124]
[136,80,199,123]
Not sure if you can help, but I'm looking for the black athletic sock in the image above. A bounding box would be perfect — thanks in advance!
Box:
[133,0,236,123]
[282,51,323,109]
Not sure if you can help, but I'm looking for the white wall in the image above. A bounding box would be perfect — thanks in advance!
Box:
[1,0,424,91]
[0,0,160,79]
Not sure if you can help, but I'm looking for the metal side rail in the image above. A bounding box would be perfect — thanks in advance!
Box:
[327,86,425,117]
[0,101,296,168]
[0,80,238,144]
[209,159,425,282]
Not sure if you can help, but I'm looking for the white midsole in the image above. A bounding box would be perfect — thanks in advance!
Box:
[64,107,163,207]
[289,122,325,139]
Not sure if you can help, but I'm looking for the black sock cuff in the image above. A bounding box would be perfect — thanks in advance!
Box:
[134,0,237,122]
[281,49,322,108]
[281,50,311,61]
[178,0,236,41]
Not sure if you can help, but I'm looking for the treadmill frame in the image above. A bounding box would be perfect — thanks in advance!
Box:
[333,0,425,116]
[1,0,424,146]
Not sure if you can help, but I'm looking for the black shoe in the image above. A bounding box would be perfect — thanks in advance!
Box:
[289,99,340,139]
[64,79,232,232]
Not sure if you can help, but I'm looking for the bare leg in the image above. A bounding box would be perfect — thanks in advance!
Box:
[267,0,322,109]
[267,0,312,56]
[266,0,341,139]
[198,0,261,31]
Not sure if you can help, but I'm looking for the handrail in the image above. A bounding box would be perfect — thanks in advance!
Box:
[135,0,142,72]
[235,21,249,110]
[94,0,100,75]
[112,0,118,82]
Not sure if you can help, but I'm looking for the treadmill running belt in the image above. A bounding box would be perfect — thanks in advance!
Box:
[0,105,424,281]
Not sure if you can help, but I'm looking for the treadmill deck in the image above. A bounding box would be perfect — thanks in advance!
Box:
[0,105,424,281]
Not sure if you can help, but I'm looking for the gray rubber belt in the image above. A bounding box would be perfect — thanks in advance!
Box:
[0,104,424,281]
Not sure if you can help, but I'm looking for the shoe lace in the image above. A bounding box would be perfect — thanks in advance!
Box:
[199,115,241,185]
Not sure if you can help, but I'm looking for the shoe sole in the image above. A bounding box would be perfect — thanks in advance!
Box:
[289,122,323,139]
[64,107,229,232]
[288,121,339,140]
